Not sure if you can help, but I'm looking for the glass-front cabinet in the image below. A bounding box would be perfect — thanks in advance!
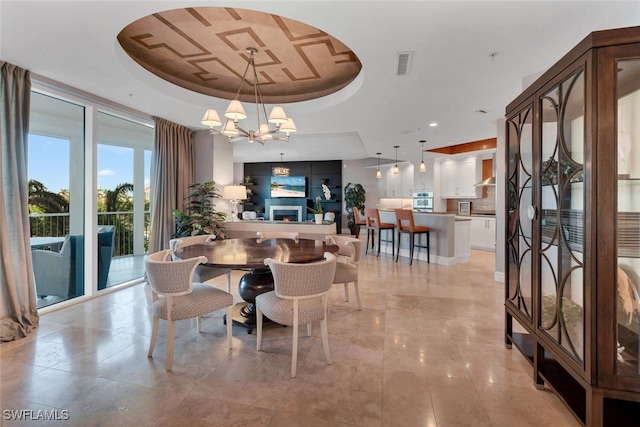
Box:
[505,27,640,426]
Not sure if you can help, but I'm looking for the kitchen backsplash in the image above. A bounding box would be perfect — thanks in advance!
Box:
[446,185,496,213]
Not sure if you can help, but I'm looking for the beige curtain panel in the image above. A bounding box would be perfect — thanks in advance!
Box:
[0,62,39,342]
[148,117,195,253]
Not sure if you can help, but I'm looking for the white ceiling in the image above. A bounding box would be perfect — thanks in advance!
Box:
[2,1,639,164]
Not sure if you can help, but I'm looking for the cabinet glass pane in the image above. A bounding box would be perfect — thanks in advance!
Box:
[539,70,585,363]
[506,106,533,320]
[616,58,640,376]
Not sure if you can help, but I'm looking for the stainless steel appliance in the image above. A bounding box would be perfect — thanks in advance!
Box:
[412,192,433,212]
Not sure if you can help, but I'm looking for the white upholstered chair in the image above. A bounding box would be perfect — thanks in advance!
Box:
[169,235,231,293]
[256,252,337,378]
[256,231,299,240]
[145,249,233,371]
[326,235,363,310]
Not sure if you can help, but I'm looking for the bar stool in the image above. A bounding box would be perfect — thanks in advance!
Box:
[352,207,366,237]
[364,207,395,257]
[394,209,430,265]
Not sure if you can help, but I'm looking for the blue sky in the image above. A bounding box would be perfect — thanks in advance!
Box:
[28,134,150,194]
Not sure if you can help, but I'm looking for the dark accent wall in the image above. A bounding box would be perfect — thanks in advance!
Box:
[243,160,342,233]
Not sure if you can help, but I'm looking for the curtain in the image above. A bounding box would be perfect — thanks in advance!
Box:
[0,62,38,341]
[148,117,195,253]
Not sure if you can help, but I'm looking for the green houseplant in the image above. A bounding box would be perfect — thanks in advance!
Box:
[344,182,366,235]
[172,181,227,239]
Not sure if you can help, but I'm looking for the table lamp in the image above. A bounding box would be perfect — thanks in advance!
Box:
[222,185,248,221]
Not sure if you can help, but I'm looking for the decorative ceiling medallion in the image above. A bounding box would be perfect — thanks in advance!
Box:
[117,7,362,103]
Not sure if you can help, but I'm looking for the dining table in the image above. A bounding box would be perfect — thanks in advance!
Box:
[175,237,339,333]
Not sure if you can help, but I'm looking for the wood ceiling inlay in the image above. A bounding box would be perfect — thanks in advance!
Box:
[117,7,362,103]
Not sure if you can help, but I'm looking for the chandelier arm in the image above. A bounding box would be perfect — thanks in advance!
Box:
[234,51,254,100]
[233,126,251,138]
[250,53,270,134]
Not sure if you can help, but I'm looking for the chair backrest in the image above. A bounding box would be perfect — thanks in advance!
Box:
[327,235,363,264]
[264,252,337,298]
[256,231,299,240]
[169,234,215,253]
[352,207,365,224]
[394,209,416,232]
[145,249,207,296]
[364,207,381,228]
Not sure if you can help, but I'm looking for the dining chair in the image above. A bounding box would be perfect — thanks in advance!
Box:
[394,209,430,265]
[169,235,231,293]
[326,235,363,310]
[256,252,337,378]
[145,249,233,371]
[256,231,299,240]
[352,207,366,237]
[364,207,395,257]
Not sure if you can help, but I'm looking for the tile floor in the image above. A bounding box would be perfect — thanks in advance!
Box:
[1,250,580,426]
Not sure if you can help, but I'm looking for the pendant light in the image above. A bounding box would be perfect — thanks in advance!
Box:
[419,140,426,173]
[376,152,382,179]
[393,145,400,175]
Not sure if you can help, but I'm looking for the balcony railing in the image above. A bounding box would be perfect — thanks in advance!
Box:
[29,211,150,256]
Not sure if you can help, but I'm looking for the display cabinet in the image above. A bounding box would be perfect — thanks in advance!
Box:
[505,26,640,426]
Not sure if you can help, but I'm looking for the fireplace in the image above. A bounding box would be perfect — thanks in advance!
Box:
[269,205,303,222]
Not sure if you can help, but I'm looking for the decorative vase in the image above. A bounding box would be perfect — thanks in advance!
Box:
[314,213,323,224]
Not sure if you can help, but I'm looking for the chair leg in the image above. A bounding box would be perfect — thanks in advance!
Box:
[256,305,263,351]
[196,316,202,333]
[409,233,415,265]
[391,228,395,258]
[376,229,381,257]
[395,231,401,262]
[427,231,430,263]
[166,320,175,371]
[225,272,231,294]
[291,316,299,378]
[148,316,159,357]
[226,305,233,348]
[343,283,349,302]
[353,280,361,310]
[365,229,371,254]
[307,323,312,337]
[320,296,332,365]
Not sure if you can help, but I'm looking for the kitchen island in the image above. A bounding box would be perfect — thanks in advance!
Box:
[378,210,471,265]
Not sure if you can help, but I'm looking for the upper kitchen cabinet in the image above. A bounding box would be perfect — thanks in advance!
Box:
[440,156,481,199]
[505,26,640,426]
[379,163,414,198]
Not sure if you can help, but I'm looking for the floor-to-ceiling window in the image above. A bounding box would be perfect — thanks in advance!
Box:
[28,91,85,308]
[28,85,153,309]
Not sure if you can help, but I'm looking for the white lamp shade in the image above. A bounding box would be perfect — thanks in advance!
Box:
[376,169,382,179]
[393,164,400,175]
[222,185,248,200]
[201,109,222,127]
[221,119,239,136]
[225,100,247,120]
[258,123,273,138]
[280,118,297,133]
[268,106,288,124]
[420,161,426,172]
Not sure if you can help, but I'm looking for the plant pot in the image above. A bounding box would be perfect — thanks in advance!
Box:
[314,214,323,224]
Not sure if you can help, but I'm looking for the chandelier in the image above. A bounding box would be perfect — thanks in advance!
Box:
[201,47,297,144]
[272,153,290,177]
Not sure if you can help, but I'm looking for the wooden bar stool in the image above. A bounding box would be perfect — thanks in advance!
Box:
[352,207,367,237]
[394,209,430,265]
[364,208,395,257]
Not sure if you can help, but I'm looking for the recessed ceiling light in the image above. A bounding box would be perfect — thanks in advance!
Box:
[429,122,438,127]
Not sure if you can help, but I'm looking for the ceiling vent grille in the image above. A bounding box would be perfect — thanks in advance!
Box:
[396,51,413,76]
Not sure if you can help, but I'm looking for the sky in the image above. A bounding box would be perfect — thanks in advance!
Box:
[28,134,151,194]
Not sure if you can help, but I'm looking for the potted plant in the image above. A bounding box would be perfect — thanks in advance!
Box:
[307,196,324,224]
[172,181,228,239]
[344,182,366,235]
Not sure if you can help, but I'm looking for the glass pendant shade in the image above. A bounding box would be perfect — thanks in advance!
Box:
[420,161,426,172]
[376,169,382,179]
[393,164,399,175]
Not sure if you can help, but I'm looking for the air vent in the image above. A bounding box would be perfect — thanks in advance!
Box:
[396,51,413,76]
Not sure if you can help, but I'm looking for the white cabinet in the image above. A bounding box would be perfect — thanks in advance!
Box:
[469,217,496,251]
[440,157,481,199]
[380,163,414,197]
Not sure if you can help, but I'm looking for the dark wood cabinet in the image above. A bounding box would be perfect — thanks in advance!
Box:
[505,26,640,426]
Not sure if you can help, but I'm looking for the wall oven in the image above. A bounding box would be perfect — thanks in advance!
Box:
[412,192,433,212]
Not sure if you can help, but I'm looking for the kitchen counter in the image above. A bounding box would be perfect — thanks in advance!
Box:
[378,210,470,265]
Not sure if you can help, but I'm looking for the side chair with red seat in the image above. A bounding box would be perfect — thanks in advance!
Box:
[364,207,395,258]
